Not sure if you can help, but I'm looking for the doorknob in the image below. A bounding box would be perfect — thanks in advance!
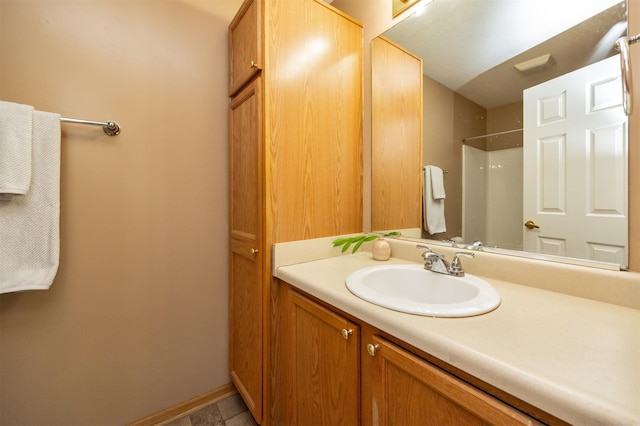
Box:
[524,220,540,230]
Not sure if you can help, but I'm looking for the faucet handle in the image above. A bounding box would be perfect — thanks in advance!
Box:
[442,239,459,248]
[465,240,483,251]
[416,244,434,260]
[450,252,475,277]
[416,244,433,252]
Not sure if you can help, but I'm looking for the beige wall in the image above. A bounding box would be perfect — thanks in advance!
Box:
[420,77,524,242]
[0,0,242,424]
[334,0,640,271]
[486,101,523,151]
[420,75,484,240]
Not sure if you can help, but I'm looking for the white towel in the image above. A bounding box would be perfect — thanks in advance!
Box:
[0,101,34,199]
[0,110,60,294]
[423,165,446,234]
[429,165,446,200]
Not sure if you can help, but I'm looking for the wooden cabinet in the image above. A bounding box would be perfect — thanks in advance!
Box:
[361,328,538,425]
[371,36,423,232]
[228,1,363,423]
[276,283,540,426]
[276,289,360,425]
[229,78,263,420]
[229,0,261,96]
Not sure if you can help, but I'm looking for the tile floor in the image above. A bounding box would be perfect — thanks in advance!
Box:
[165,393,257,426]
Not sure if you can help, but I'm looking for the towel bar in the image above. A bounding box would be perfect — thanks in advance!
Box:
[60,117,121,136]
[615,34,639,116]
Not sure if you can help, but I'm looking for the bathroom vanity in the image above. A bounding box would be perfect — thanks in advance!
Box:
[272,237,640,425]
[273,280,541,425]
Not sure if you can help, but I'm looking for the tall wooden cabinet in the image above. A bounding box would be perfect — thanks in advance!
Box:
[371,36,423,232]
[228,0,363,423]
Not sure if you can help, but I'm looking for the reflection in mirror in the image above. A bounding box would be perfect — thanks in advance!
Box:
[373,0,629,268]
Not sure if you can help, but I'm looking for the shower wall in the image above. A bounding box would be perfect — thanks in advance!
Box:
[463,145,523,250]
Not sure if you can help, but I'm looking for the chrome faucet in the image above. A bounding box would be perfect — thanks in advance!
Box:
[465,240,483,251]
[416,244,475,277]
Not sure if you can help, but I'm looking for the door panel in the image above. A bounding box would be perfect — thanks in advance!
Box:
[289,291,360,426]
[523,55,627,266]
[229,78,263,423]
[368,335,535,425]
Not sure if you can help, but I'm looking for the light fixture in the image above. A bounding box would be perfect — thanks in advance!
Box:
[514,53,555,74]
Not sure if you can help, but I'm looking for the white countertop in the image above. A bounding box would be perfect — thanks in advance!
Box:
[274,248,640,425]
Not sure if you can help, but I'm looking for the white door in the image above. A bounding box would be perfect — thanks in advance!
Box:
[523,55,628,267]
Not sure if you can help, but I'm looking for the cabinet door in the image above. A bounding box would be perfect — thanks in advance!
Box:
[230,78,262,244]
[267,0,363,242]
[229,0,262,96]
[229,78,263,423]
[365,334,536,425]
[371,36,423,232]
[288,290,360,426]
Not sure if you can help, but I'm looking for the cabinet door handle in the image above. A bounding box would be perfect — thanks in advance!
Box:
[250,60,259,69]
[341,329,353,340]
[250,248,259,255]
[366,343,379,357]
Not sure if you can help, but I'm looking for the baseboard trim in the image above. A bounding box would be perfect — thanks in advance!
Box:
[128,383,237,426]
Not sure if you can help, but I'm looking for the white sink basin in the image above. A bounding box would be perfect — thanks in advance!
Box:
[346,264,501,317]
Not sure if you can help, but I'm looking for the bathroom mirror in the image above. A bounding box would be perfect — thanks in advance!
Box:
[373,0,630,269]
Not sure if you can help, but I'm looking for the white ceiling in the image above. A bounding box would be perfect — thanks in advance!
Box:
[382,0,627,108]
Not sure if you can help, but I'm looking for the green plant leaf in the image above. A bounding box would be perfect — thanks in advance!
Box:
[333,233,397,254]
[352,238,365,253]
[332,237,350,246]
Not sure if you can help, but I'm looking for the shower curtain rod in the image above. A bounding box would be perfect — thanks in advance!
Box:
[60,117,121,136]
[462,128,522,142]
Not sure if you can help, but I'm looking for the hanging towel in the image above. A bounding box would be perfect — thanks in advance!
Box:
[0,101,34,200]
[0,109,61,294]
[423,165,446,234]
[430,165,446,200]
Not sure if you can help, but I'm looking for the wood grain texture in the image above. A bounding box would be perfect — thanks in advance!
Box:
[229,80,262,243]
[230,1,363,423]
[229,0,261,96]
[289,290,360,425]
[369,335,539,425]
[229,239,262,422]
[229,78,264,423]
[283,293,566,426]
[266,0,363,243]
[371,36,423,231]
